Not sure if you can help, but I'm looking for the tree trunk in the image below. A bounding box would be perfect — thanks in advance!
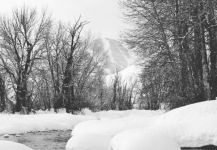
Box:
[199,4,211,100]
[0,75,5,112]
[178,22,189,100]
[15,73,28,112]
[62,57,75,113]
[190,4,205,102]
[207,1,217,100]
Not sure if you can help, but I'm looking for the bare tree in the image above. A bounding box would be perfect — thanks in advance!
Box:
[0,74,6,112]
[110,71,135,110]
[44,23,66,110]
[0,7,51,112]
[61,18,87,113]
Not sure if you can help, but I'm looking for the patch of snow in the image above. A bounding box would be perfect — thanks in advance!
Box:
[155,100,217,147]
[66,110,163,150]
[0,109,162,136]
[81,109,162,119]
[71,110,163,136]
[66,134,111,150]
[66,100,217,150]
[0,140,33,150]
[0,113,95,135]
[110,128,181,150]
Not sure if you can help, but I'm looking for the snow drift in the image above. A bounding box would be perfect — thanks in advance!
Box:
[155,100,217,147]
[66,110,163,150]
[66,100,217,150]
[110,128,181,150]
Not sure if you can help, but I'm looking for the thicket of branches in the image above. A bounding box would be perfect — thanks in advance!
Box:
[122,0,217,109]
[0,7,135,113]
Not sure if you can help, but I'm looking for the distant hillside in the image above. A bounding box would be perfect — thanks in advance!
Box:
[92,38,135,74]
[92,37,141,85]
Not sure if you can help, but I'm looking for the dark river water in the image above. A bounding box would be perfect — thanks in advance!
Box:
[182,146,217,150]
[0,131,216,150]
[0,130,71,150]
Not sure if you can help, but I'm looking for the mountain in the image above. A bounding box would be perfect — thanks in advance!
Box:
[92,37,141,85]
[92,38,135,74]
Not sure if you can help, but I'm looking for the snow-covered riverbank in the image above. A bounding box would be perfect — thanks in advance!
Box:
[0,100,217,150]
[0,109,163,135]
[0,113,95,135]
[0,109,163,149]
[66,100,217,150]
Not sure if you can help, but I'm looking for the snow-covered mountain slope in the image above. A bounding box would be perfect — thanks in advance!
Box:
[105,65,141,86]
[92,37,141,84]
[92,38,136,74]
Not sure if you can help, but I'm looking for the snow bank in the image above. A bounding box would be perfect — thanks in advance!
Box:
[82,109,163,119]
[0,109,162,135]
[155,100,217,147]
[110,128,181,150]
[66,134,111,150]
[1,100,216,149]
[71,110,163,136]
[66,100,217,150]
[0,140,33,150]
[66,110,163,150]
[0,113,95,135]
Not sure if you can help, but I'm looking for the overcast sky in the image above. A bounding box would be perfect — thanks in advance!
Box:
[0,0,126,39]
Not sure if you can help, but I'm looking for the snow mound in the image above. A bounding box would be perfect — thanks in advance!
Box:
[110,128,181,150]
[0,140,33,150]
[66,100,217,150]
[155,100,217,147]
[66,110,163,150]
[66,134,111,150]
[71,110,162,136]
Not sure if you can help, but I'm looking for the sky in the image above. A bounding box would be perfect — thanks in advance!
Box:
[0,0,126,39]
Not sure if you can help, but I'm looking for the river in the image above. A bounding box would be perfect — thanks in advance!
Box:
[0,130,71,150]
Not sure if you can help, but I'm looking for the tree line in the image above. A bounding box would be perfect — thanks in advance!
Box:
[122,0,217,109]
[0,7,135,113]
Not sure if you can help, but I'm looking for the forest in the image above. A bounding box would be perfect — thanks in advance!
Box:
[122,0,217,109]
[0,0,217,113]
[0,7,135,113]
